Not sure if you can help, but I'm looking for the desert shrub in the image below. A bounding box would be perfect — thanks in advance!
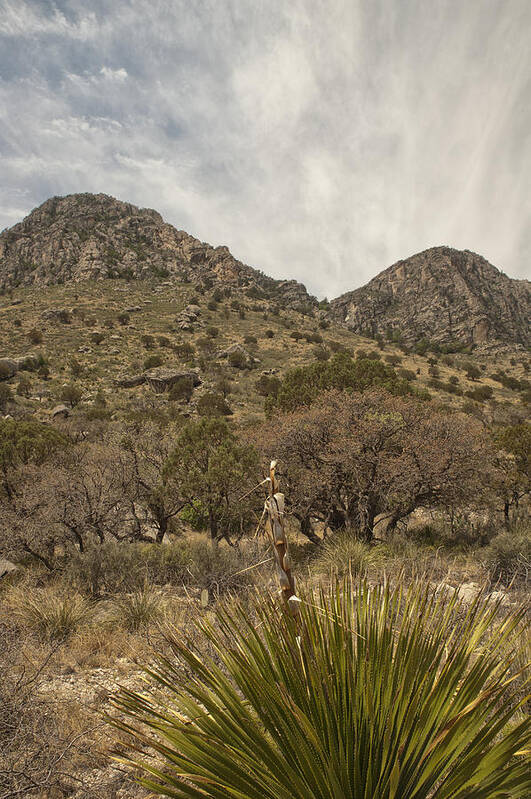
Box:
[13,317,21,327]
[112,578,531,798]
[264,329,274,338]
[158,335,171,348]
[465,363,481,381]
[206,325,220,338]
[117,311,130,325]
[244,334,257,345]
[0,418,68,467]
[290,330,303,341]
[169,375,194,403]
[207,299,217,311]
[304,331,323,344]
[228,349,248,369]
[60,383,83,407]
[144,354,164,370]
[312,345,330,361]
[328,340,349,354]
[196,392,232,416]
[483,525,531,585]
[8,586,93,641]
[27,327,43,344]
[0,383,13,411]
[175,341,195,360]
[141,334,155,349]
[465,385,493,402]
[16,374,31,397]
[398,367,416,381]
[255,374,281,398]
[90,331,105,345]
[110,586,163,632]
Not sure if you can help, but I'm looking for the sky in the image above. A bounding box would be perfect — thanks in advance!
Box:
[0,1,529,298]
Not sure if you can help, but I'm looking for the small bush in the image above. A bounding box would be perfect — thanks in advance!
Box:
[117,312,130,325]
[27,327,43,345]
[144,354,164,370]
[60,383,83,407]
[158,335,171,348]
[0,383,13,411]
[197,392,232,416]
[90,331,105,345]
[228,350,248,369]
[169,376,194,403]
[264,329,274,339]
[206,326,220,339]
[141,334,155,349]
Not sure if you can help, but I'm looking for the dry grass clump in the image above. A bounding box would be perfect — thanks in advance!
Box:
[7,584,94,641]
[109,585,164,632]
[311,531,379,578]
[482,521,531,586]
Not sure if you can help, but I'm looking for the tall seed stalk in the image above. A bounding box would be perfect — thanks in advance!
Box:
[264,460,300,614]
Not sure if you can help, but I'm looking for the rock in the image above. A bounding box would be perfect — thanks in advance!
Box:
[0,559,17,580]
[78,346,91,353]
[41,307,71,323]
[125,306,142,313]
[145,369,201,394]
[114,374,146,388]
[109,348,120,355]
[0,358,18,379]
[488,590,513,607]
[51,404,70,418]
[185,304,201,314]
[216,343,252,367]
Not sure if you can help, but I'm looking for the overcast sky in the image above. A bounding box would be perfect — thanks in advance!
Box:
[0,1,529,297]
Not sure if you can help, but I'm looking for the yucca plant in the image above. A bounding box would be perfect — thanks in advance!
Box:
[111,579,530,798]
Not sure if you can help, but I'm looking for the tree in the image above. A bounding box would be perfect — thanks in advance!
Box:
[163,418,258,542]
[121,423,187,544]
[494,422,531,524]
[258,390,494,542]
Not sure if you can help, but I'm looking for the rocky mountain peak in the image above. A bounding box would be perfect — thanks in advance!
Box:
[0,193,315,311]
[329,246,530,349]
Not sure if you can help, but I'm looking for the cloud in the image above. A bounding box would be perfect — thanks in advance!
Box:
[0,0,529,297]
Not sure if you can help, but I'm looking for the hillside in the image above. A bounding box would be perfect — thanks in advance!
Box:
[330,246,530,349]
[0,194,529,428]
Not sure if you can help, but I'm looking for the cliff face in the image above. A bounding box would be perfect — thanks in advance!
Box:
[330,247,530,348]
[0,193,314,309]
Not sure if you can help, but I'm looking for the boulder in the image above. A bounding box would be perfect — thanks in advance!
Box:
[51,404,70,419]
[114,374,146,388]
[145,369,201,394]
[0,559,17,580]
[0,358,18,379]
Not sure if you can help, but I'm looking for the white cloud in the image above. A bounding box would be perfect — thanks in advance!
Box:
[0,0,529,296]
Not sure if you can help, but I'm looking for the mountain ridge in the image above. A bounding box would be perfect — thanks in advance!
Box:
[1,194,529,348]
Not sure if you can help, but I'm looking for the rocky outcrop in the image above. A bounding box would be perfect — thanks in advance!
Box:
[0,193,316,311]
[144,369,201,394]
[330,247,530,348]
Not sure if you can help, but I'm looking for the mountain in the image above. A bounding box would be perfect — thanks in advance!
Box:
[0,193,314,311]
[330,247,530,349]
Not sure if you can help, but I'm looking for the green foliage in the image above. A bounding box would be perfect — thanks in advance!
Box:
[206,325,220,339]
[495,423,530,479]
[90,331,105,345]
[163,417,258,540]
[117,312,130,325]
[266,352,412,414]
[112,578,530,798]
[0,418,68,469]
[465,385,493,402]
[465,363,482,381]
